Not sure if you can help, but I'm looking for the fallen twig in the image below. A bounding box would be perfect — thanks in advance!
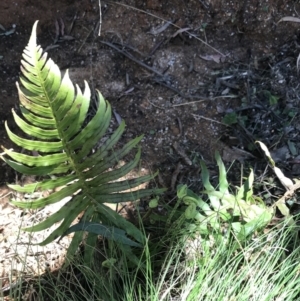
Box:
[98,0,102,36]
[99,40,164,77]
[173,141,193,166]
[171,162,183,191]
[172,99,207,107]
[192,114,226,125]
[100,40,214,100]
[176,117,183,137]
[149,20,173,35]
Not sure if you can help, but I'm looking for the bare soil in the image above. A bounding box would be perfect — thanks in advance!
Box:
[2,0,300,297]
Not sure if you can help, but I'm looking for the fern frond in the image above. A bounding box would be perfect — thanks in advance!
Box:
[1,21,165,260]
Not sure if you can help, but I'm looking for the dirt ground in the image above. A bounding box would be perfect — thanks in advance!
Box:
[1,0,300,178]
[2,0,300,296]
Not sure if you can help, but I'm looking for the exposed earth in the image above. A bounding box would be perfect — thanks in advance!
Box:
[2,0,300,298]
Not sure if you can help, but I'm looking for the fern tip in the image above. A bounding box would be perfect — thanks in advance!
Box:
[29,21,39,48]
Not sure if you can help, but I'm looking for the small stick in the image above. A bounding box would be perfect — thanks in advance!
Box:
[149,38,166,56]
[54,19,59,44]
[192,114,226,126]
[157,172,166,187]
[149,20,173,35]
[99,40,164,77]
[101,40,213,100]
[59,18,65,36]
[98,0,102,36]
[176,117,183,137]
[68,12,77,34]
[77,27,94,53]
[171,162,182,191]
[172,99,208,107]
[173,141,192,166]
[147,99,166,110]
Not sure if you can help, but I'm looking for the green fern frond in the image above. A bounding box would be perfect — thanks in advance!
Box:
[1,21,165,260]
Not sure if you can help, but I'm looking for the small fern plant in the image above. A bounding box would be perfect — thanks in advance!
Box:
[177,152,274,250]
[0,21,164,263]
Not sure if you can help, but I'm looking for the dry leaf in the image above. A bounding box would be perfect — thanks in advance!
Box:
[149,20,172,35]
[278,16,300,24]
[256,141,275,167]
[274,166,294,190]
[172,27,190,38]
[199,54,226,63]
[257,141,294,190]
